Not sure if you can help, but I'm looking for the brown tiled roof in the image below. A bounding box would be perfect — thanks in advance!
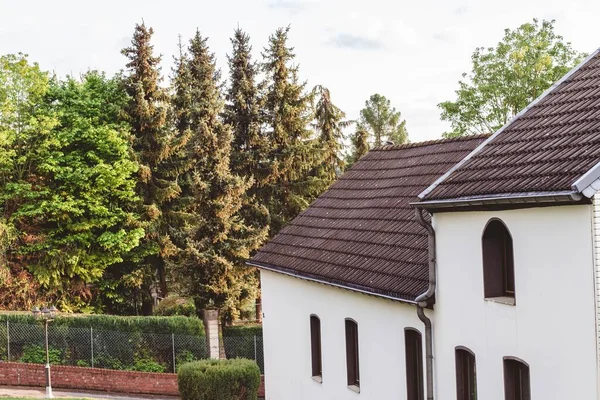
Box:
[421,50,600,201]
[249,135,487,301]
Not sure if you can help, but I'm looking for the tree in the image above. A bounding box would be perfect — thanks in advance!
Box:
[121,23,178,312]
[223,28,270,237]
[3,71,144,311]
[347,128,370,167]
[261,26,324,233]
[172,31,267,322]
[439,19,585,137]
[312,85,351,180]
[359,93,408,146]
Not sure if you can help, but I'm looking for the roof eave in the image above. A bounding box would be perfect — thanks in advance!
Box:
[246,260,418,305]
[412,190,583,209]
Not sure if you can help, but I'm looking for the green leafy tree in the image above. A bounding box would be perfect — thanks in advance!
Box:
[4,72,143,311]
[312,85,351,180]
[261,26,324,233]
[359,93,408,147]
[439,18,586,137]
[121,23,178,312]
[172,31,267,322]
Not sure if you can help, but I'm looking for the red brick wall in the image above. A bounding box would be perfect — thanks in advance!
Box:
[0,362,265,398]
[0,362,178,396]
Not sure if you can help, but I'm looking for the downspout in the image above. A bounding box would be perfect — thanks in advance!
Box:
[415,207,436,400]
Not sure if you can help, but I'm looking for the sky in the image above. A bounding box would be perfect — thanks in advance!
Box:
[1,0,600,142]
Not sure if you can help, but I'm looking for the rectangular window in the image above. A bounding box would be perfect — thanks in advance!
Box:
[456,348,477,400]
[310,315,322,379]
[345,319,360,388]
[504,359,530,400]
[405,329,424,400]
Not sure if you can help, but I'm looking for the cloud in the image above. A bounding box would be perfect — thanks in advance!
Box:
[454,5,469,15]
[267,0,308,12]
[326,33,385,50]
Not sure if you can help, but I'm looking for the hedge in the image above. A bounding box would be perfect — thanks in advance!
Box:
[1,313,204,336]
[178,359,261,400]
[223,325,262,337]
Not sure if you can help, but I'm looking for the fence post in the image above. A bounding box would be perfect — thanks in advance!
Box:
[90,327,94,368]
[202,308,220,360]
[172,333,176,373]
[254,335,257,362]
[6,319,9,362]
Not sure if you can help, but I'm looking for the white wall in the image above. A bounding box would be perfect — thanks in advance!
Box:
[434,205,598,400]
[261,269,426,400]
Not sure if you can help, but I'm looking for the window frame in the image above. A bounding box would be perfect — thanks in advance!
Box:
[503,357,530,400]
[455,346,477,400]
[405,328,424,400]
[345,318,360,391]
[310,314,322,382]
[482,218,516,304]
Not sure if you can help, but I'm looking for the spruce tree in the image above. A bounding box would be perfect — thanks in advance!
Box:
[347,128,370,167]
[312,85,350,181]
[173,31,267,321]
[261,26,323,233]
[121,23,178,312]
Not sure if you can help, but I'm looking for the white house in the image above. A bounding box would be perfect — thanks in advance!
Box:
[249,48,600,400]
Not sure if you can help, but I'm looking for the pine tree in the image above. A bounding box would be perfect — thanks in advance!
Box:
[173,31,267,321]
[261,26,323,233]
[312,85,350,181]
[347,128,370,167]
[224,29,268,185]
[121,23,178,312]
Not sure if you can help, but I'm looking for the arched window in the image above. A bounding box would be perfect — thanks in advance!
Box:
[405,328,424,400]
[455,346,477,400]
[310,315,322,380]
[345,318,360,389]
[503,357,530,400]
[482,219,515,301]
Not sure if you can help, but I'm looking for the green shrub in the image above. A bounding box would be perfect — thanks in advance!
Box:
[2,313,204,336]
[76,359,90,367]
[178,359,261,400]
[154,296,196,317]
[94,355,126,370]
[131,357,166,373]
[176,350,197,367]
[223,325,262,337]
[20,345,62,364]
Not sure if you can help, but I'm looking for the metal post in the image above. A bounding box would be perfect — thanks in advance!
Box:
[6,319,10,361]
[44,319,53,398]
[254,335,257,361]
[90,327,94,368]
[172,333,176,373]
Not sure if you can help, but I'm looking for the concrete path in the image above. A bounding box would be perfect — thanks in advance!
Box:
[0,386,179,400]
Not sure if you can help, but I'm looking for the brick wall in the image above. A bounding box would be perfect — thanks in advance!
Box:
[0,362,265,398]
[0,362,178,396]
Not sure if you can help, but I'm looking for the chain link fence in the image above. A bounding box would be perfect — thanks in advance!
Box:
[0,321,263,373]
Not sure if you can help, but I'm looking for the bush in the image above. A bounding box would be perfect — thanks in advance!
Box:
[154,296,196,317]
[20,345,62,364]
[131,357,166,373]
[2,313,204,336]
[223,324,262,337]
[178,359,261,400]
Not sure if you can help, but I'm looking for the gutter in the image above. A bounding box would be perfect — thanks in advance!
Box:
[412,190,583,210]
[414,207,436,400]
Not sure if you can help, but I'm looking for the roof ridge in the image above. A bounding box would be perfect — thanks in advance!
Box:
[370,133,491,152]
